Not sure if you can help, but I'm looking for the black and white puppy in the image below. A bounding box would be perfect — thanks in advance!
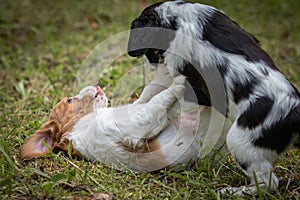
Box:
[127,0,300,195]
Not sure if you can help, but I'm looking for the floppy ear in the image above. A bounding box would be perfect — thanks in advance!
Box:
[127,20,153,57]
[20,121,60,161]
[128,13,177,63]
[127,6,163,57]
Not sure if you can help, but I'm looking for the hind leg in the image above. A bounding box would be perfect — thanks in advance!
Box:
[221,121,279,196]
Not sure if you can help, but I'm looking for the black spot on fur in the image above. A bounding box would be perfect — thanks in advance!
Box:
[165,17,178,30]
[232,74,258,104]
[202,10,276,69]
[180,62,211,106]
[235,158,249,170]
[237,96,274,129]
[253,104,300,154]
[215,58,229,78]
[215,58,229,115]
[176,1,189,5]
[259,66,269,76]
[180,61,228,116]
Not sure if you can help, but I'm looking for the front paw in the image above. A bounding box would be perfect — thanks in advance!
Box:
[220,186,249,196]
[170,75,186,98]
[173,75,186,86]
[171,85,185,99]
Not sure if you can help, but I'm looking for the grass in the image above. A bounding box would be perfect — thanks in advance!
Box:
[0,0,300,199]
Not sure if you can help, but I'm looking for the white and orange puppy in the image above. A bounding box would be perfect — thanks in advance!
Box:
[21,69,230,171]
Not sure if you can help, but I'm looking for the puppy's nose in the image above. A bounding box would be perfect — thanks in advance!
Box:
[96,86,104,95]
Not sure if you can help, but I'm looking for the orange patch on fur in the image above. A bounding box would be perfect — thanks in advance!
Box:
[21,93,97,160]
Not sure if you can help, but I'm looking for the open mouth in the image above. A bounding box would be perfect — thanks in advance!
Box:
[95,86,104,98]
[94,86,109,107]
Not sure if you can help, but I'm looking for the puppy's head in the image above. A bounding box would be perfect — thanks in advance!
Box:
[127,2,177,64]
[20,86,108,161]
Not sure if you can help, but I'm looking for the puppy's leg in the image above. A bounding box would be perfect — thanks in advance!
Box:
[130,75,185,141]
[221,121,279,196]
[134,66,173,104]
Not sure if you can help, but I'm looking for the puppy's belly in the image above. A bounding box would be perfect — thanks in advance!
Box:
[158,109,230,168]
[157,114,200,168]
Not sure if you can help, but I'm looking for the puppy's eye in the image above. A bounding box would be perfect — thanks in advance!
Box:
[67,98,73,104]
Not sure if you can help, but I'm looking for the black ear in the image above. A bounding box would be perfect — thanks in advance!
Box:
[127,15,162,57]
[127,3,178,63]
[127,4,163,57]
[127,22,178,64]
[127,20,151,57]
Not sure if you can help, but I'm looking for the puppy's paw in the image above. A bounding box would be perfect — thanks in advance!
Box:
[170,85,185,99]
[169,75,185,98]
[54,137,70,152]
[220,185,256,197]
[173,75,186,86]
[221,187,242,196]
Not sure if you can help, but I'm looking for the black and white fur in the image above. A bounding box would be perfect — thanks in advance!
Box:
[127,0,300,195]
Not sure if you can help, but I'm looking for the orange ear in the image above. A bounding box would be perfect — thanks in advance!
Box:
[20,121,59,161]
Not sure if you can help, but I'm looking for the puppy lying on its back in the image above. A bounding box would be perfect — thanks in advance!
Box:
[21,69,230,171]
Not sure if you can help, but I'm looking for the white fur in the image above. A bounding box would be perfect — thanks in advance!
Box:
[67,69,230,172]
